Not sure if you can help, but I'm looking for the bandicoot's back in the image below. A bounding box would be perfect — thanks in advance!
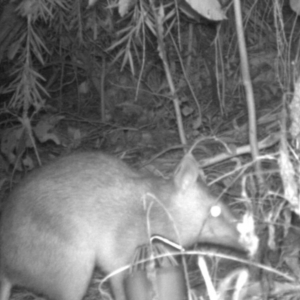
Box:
[0,152,255,300]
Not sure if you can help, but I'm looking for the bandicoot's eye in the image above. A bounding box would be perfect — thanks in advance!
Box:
[210,205,221,217]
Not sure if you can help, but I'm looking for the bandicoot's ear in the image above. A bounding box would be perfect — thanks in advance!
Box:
[174,153,199,191]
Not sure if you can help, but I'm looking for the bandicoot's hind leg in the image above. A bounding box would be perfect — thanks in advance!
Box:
[0,276,12,300]
[50,254,95,300]
[0,245,95,300]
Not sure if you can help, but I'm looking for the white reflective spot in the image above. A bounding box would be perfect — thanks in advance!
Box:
[210,205,221,217]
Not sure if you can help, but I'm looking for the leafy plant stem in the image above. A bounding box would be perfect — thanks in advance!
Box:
[233,0,263,185]
[149,0,186,146]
